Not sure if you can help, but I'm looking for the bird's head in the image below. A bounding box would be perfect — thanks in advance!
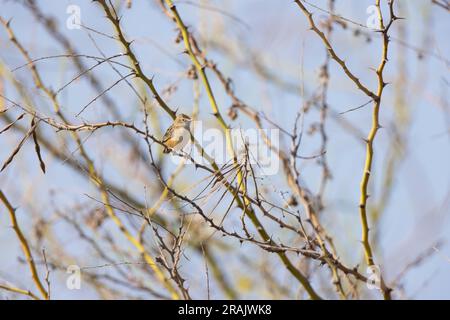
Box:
[175,113,192,124]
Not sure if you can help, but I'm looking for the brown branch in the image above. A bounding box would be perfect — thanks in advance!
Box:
[1,117,39,172]
[0,283,40,300]
[431,0,450,11]
[160,0,322,300]
[93,0,176,118]
[31,116,46,173]
[294,0,377,100]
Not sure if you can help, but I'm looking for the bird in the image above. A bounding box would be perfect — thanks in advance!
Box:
[162,113,192,154]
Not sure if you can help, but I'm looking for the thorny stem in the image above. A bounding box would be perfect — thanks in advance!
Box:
[199,43,356,299]
[0,98,373,298]
[294,1,377,100]
[358,0,396,300]
[0,17,181,300]
[163,0,322,300]
[294,0,397,299]
[94,0,176,119]
[0,0,407,300]
[0,191,49,300]
[316,0,346,300]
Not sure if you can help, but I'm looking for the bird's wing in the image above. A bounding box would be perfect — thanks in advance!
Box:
[162,124,174,142]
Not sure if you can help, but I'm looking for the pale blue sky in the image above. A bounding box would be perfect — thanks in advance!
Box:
[0,0,449,299]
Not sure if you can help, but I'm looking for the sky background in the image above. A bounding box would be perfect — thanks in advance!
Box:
[0,0,449,299]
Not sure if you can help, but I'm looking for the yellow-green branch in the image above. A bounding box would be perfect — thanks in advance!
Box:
[0,283,40,300]
[358,0,396,300]
[0,190,49,300]
[294,0,396,299]
[1,17,181,300]
[163,0,321,300]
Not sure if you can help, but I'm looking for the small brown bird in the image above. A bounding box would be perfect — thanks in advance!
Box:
[162,113,192,153]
